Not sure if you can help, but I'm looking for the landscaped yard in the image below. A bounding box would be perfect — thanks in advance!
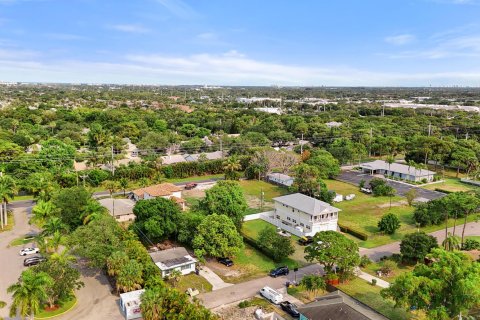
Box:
[325,179,480,248]
[35,297,77,319]
[361,258,414,282]
[238,180,289,213]
[422,178,479,193]
[175,273,212,294]
[337,278,418,320]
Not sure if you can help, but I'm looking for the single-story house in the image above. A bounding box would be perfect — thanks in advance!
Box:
[270,193,340,237]
[267,173,294,187]
[119,289,144,320]
[149,247,197,278]
[98,198,136,222]
[184,151,224,162]
[130,183,186,210]
[297,290,388,320]
[359,160,435,182]
[160,154,187,165]
[325,121,342,128]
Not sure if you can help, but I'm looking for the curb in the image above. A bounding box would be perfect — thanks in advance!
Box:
[34,297,77,320]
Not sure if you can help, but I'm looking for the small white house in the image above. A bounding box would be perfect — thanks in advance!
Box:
[267,173,294,187]
[149,247,197,278]
[271,193,340,237]
[120,289,144,320]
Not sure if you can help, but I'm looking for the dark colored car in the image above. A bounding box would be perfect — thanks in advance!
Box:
[297,236,313,246]
[217,257,234,267]
[185,183,198,190]
[23,256,46,267]
[270,266,289,277]
[280,301,300,318]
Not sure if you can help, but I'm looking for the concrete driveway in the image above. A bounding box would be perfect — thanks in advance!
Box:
[197,264,323,309]
[337,170,445,201]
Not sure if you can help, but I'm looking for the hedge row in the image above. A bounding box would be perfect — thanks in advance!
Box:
[338,223,369,240]
[434,188,453,194]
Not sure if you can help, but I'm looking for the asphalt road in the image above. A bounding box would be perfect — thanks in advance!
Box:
[0,201,122,320]
[0,201,39,319]
[337,170,445,201]
[197,264,323,309]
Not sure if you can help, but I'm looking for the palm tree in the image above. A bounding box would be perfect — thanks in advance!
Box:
[32,201,55,223]
[7,269,53,320]
[442,232,461,251]
[167,269,182,288]
[116,260,143,293]
[42,217,68,236]
[385,155,395,177]
[0,174,17,229]
[119,178,129,196]
[223,157,241,180]
[140,287,164,320]
[106,251,129,277]
[80,201,106,225]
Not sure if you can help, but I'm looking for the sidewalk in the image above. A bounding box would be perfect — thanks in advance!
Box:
[199,266,233,291]
[355,268,390,288]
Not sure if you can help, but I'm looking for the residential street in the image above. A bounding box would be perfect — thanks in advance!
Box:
[0,201,122,320]
[0,201,38,320]
[197,264,323,309]
[361,221,480,261]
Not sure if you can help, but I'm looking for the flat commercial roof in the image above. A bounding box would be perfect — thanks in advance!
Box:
[360,160,435,177]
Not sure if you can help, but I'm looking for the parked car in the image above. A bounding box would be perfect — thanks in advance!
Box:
[280,301,300,318]
[19,247,40,256]
[270,266,289,277]
[259,286,283,304]
[185,183,198,190]
[23,256,46,267]
[217,257,234,267]
[298,236,313,246]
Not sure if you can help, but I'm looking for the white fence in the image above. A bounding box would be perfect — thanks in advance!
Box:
[243,211,304,237]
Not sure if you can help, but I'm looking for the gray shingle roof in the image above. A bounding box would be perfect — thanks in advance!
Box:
[273,193,340,215]
[360,160,435,177]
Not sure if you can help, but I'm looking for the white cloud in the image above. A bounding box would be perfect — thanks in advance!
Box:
[108,24,150,34]
[44,33,88,41]
[0,49,479,86]
[155,0,198,19]
[385,34,415,45]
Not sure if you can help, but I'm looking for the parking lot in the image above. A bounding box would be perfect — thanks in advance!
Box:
[337,170,445,201]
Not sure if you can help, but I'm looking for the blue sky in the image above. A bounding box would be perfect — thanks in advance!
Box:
[0,0,480,85]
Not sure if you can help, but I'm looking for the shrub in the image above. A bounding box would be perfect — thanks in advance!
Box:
[462,239,480,250]
[380,260,396,276]
[371,279,377,286]
[378,213,401,235]
[360,255,372,268]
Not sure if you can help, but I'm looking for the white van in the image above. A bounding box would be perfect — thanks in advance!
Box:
[259,286,283,304]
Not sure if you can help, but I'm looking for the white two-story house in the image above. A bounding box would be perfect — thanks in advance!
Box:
[272,193,340,237]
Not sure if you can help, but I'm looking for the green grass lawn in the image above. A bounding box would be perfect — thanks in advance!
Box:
[326,179,480,248]
[35,297,77,319]
[362,259,414,282]
[175,273,212,294]
[10,236,35,246]
[166,174,224,184]
[13,194,35,201]
[337,278,416,320]
[422,178,479,193]
[467,236,480,242]
[239,180,289,202]
[226,243,302,283]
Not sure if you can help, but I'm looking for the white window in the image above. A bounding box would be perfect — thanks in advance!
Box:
[292,219,297,223]
[181,264,191,271]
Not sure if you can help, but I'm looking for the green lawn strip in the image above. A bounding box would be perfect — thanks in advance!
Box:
[13,194,35,201]
[337,278,413,320]
[165,174,224,184]
[35,297,77,319]
[10,236,34,246]
[466,236,480,242]
[422,178,479,193]
[175,273,212,294]
[238,180,289,202]
[0,213,15,233]
[184,196,200,207]
[361,260,414,282]
[242,219,274,238]
[224,243,302,283]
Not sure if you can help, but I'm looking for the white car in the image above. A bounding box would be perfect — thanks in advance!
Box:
[19,247,40,256]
